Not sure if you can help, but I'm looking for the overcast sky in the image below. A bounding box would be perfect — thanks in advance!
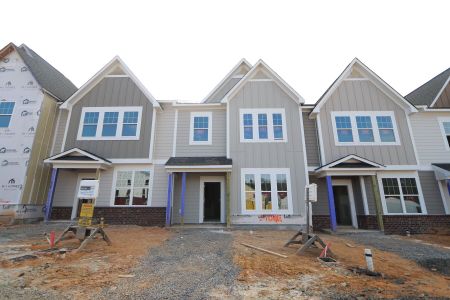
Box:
[3,0,449,103]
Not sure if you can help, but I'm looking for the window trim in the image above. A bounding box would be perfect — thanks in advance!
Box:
[331,111,400,146]
[240,168,293,215]
[438,117,450,151]
[377,172,427,215]
[77,106,142,141]
[0,101,15,128]
[239,109,288,143]
[189,111,212,145]
[110,166,153,207]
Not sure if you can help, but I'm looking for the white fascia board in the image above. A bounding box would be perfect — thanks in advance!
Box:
[430,76,450,107]
[320,154,385,170]
[45,147,107,162]
[222,59,305,104]
[165,165,232,172]
[173,102,225,109]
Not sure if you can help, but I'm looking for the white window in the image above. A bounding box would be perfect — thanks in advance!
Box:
[113,170,151,206]
[77,107,142,140]
[190,112,212,145]
[438,118,450,150]
[0,101,15,128]
[331,111,400,146]
[241,168,292,214]
[240,109,287,142]
[379,174,426,215]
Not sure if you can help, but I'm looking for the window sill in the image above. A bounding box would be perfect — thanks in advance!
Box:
[77,136,140,141]
[335,142,401,146]
[241,211,293,215]
[240,139,288,143]
[189,141,212,145]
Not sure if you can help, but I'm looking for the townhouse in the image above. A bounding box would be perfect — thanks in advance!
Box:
[0,43,77,224]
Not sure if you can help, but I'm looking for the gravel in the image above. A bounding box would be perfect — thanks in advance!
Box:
[341,232,450,276]
[100,229,239,300]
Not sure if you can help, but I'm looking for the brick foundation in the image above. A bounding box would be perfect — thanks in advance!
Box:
[383,215,450,235]
[51,207,166,227]
[312,215,330,230]
[357,215,379,230]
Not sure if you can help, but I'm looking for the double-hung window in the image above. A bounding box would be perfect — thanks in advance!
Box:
[114,170,151,206]
[240,109,287,142]
[331,111,399,145]
[0,101,15,128]
[438,118,450,150]
[380,175,425,214]
[241,168,292,214]
[190,112,212,145]
[78,107,142,140]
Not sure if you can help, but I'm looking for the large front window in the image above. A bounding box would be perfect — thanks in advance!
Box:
[381,176,424,214]
[114,170,150,206]
[241,168,292,214]
[240,109,287,142]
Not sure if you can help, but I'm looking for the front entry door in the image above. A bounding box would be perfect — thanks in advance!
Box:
[203,182,221,221]
[332,185,353,226]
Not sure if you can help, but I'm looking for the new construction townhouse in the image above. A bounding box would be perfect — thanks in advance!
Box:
[1,43,445,234]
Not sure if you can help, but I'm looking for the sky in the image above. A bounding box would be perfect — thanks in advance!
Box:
[2,0,449,103]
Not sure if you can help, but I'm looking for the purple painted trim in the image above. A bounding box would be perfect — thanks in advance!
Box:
[326,176,337,231]
[180,172,186,217]
[44,168,59,222]
[166,173,173,226]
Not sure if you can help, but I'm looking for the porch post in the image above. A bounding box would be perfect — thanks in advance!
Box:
[370,175,384,231]
[166,173,173,226]
[326,176,337,231]
[44,168,59,222]
[180,172,186,226]
[226,172,231,228]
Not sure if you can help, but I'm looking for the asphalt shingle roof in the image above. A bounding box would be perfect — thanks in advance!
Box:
[166,156,232,166]
[405,68,450,106]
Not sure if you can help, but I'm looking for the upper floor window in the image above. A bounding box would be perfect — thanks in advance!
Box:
[190,112,212,145]
[77,106,142,140]
[380,175,425,214]
[0,101,15,128]
[438,118,450,150]
[240,109,287,142]
[331,111,400,146]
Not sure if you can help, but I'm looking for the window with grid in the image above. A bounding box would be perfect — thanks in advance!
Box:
[193,116,209,141]
[376,116,396,142]
[122,111,139,136]
[356,116,374,142]
[243,114,253,140]
[240,109,286,142]
[102,112,119,136]
[381,177,422,214]
[0,101,15,128]
[272,113,283,140]
[335,116,353,142]
[441,121,450,148]
[114,170,150,206]
[276,174,288,210]
[258,114,268,139]
[81,112,99,137]
[261,174,272,210]
[244,174,256,211]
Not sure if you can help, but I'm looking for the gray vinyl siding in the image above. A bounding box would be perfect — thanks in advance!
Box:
[352,177,364,215]
[319,80,417,165]
[151,164,169,207]
[172,173,200,224]
[310,177,329,215]
[410,112,450,165]
[419,171,446,214]
[228,81,308,216]
[96,168,114,207]
[53,170,78,207]
[303,112,320,166]
[153,103,175,160]
[52,109,68,155]
[175,109,226,157]
[64,77,153,158]
[434,84,450,108]
[205,78,241,103]
[364,176,376,215]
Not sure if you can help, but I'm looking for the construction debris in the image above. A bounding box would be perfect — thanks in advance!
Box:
[118,274,135,278]
[241,243,287,258]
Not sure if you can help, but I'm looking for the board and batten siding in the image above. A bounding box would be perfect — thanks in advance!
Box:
[410,111,450,164]
[319,80,417,165]
[175,108,226,157]
[434,83,450,108]
[151,164,169,207]
[302,112,320,166]
[64,77,153,159]
[96,168,114,207]
[51,109,68,155]
[153,103,175,160]
[419,171,446,214]
[52,170,78,207]
[228,81,308,216]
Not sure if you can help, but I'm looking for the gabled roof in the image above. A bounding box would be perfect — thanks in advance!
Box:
[405,68,450,107]
[60,56,160,109]
[44,148,111,163]
[315,154,385,172]
[0,42,77,101]
[310,58,417,117]
[202,59,252,103]
[222,59,305,104]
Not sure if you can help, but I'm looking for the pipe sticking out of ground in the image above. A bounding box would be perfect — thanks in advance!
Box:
[365,248,374,272]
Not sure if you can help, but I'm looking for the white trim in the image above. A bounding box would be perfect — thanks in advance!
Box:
[189,111,212,145]
[359,176,369,215]
[44,148,110,164]
[152,159,168,165]
[110,159,153,164]
[405,110,421,165]
[76,106,142,141]
[239,108,288,143]
[202,58,252,103]
[226,101,230,158]
[319,154,385,170]
[104,75,130,78]
[377,171,427,215]
[110,165,154,207]
[430,76,450,107]
[311,58,417,116]
[173,103,225,108]
[149,109,156,160]
[343,78,370,81]
[437,180,450,215]
[248,79,274,82]
[437,117,450,151]
[172,109,178,156]
[316,114,326,164]
[332,179,358,228]
[60,56,161,109]
[331,111,401,146]
[299,107,311,224]
[60,108,72,152]
[199,176,225,223]
[240,168,293,215]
